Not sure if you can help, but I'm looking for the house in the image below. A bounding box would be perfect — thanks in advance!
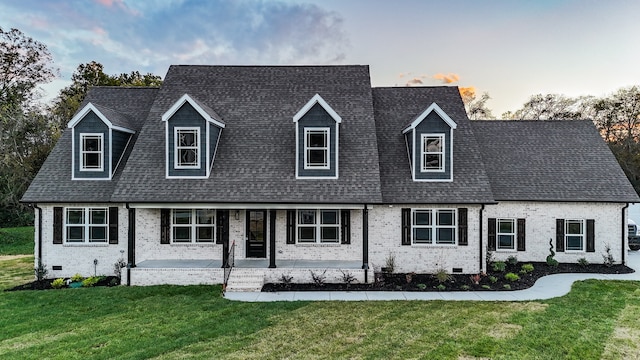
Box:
[22,65,639,289]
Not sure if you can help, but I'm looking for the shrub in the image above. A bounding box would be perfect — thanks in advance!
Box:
[491,261,506,272]
[460,285,470,291]
[383,253,395,273]
[503,284,511,290]
[417,283,427,290]
[51,278,65,289]
[114,257,127,279]
[433,268,453,284]
[340,270,356,285]
[34,260,48,282]
[577,257,590,267]
[546,238,558,267]
[520,263,534,273]
[504,272,520,282]
[486,250,494,268]
[489,276,498,284]
[437,284,446,291]
[469,273,481,285]
[481,285,491,290]
[506,255,518,266]
[280,273,293,285]
[602,244,615,267]
[310,270,327,286]
[71,273,84,282]
[82,276,100,287]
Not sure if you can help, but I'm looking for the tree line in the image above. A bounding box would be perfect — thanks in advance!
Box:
[1,26,639,227]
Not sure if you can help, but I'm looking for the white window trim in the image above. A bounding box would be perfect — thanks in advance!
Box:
[420,133,445,173]
[79,133,104,172]
[296,209,340,244]
[170,209,216,243]
[174,127,201,170]
[64,207,108,243]
[412,209,457,246]
[565,219,585,252]
[303,127,330,170]
[496,218,517,251]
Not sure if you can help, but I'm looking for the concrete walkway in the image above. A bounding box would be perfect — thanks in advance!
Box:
[224,250,640,302]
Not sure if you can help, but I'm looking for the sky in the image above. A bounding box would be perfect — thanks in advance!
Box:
[1,0,639,116]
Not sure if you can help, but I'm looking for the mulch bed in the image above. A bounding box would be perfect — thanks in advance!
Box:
[5,276,120,291]
[262,262,634,292]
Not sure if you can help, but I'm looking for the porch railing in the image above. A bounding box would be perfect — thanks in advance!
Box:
[223,241,235,291]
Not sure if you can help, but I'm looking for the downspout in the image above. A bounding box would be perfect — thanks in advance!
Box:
[479,204,485,272]
[622,203,629,265]
[34,204,42,265]
[125,203,135,286]
[362,204,369,283]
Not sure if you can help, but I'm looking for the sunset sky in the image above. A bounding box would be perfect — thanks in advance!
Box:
[1,0,639,116]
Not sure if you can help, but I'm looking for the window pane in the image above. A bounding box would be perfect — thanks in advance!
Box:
[89,227,107,242]
[196,227,214,242]
[437,211,454,226]
[307,149,326,165]
[424,154,441,169]
[179,131,196,146]
[321,227,338,242]
[67,209,84,224]
[67,227,84,242]
[437,228,454,244]
[299,211,316,225]
[84,153,100,168]
[173,227,191,242]
[90,209,107,224]
[173,210,191,225]
[298,227,315,242]
[566,236,583,250]
[567,221,582,235]
[321,211,338,224]
[414,228,432,243]
[424,137,442,152]
[498,219,514,233]
[498,234,514,249]
[196,209,214,224]
[179,149,197,165]
[308,132,326,147]
[84,137,100,151]
[414,211,431,225]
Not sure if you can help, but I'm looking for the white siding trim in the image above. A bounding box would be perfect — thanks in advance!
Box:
[161,94,226,128]
[402,102,457,134]
[292,94,342,123]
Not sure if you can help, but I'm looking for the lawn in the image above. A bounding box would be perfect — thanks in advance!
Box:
[0,226,34,255]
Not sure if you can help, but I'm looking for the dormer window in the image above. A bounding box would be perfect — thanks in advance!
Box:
[421,134,444,172]
[175,128,200,169]
[305,128,330,169]
[80,134,104,171]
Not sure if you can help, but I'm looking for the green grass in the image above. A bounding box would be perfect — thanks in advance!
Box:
[0,256,33,291]
[0,227,34,255]
[0,259,639,360]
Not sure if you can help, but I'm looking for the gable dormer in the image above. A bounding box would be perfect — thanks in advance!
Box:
[294,94,341,179]
[162,94,225,179]
[402,102,457,182]
[68,103,135,180]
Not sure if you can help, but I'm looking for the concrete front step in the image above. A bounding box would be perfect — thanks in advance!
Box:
[225,269,265,292]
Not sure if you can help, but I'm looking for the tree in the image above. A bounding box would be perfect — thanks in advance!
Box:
[459,87,495,120]
[502,93,589,120]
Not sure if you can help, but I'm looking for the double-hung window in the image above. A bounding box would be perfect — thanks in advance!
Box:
[304,128,329,169]
[80,134,103,171]
[565,219,585,251]
[412,209,456,245]
[421,134,444,172]
[65,208,108,243]
[171,209,215,243]
[497,219,516,250]
[175,128,199,168]
[297,209,339,243]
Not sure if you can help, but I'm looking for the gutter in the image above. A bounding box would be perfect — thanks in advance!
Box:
[479,204,485,272]
[622,203,629,265]
[33,204,42,265]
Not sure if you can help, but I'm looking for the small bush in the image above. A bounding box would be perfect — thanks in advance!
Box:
[602,244,615,267]
[433,268,453,284]
[417,283,427,290]
[437,284,446,291]
[383,253,395,273]
[489,276,498,284]
[503,284,511,290]
[71,273,84,282]
[82,276,100,287]
[340,270,356,285]
[34,260,48,282]
[491,261,506,272]
[310,270,327,286]
[546,256,559,267]
[506,255,518,266]
[520,263,534,273]
[280,273,293,285]
[51,278,66,289]
[577,257,590,267]
[486,250,494,268]
[481,285,491,290]
[469,273,481,285]
[460,285,470,291]
[505,272,520,282]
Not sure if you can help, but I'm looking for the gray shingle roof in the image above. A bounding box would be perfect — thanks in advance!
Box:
[373,86,495,204]
[111,65,383,203]
[471,120,640,202]
[92,103,136,131]
[21,87,158,203]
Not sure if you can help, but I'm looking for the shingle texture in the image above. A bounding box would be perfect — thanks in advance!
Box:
[471,120,639,202]
[373,87,495,203]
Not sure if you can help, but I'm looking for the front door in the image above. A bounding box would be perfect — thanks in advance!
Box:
[246,210,267,258]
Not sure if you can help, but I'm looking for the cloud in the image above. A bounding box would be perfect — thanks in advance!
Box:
[433,73,460,84]
[458,86,476,99]
[406,78,424,86]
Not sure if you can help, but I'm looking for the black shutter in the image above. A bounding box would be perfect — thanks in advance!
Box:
[53,207,63,244]
[517,218,526,251]
[216,210,229,245]
[458,208,468,246]
[401,208,411,245]
[586,219,595,252]
[286,210,296,244]
[340,210,351,244]
[556,219,565,252]
[160,209,170,244]
[108,207,119,244]
[487,218,496,251]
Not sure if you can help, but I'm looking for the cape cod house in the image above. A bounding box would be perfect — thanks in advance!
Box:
[22,65,639,290]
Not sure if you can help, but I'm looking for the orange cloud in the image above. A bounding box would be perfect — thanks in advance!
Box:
[406,78,424,86]
[459,86,476,98]
[433,73,460,84]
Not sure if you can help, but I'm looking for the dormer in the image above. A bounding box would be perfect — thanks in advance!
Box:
[162,94,225,179]
[68,103,135,180]
[402,102,457,182]
[294,94,341,179]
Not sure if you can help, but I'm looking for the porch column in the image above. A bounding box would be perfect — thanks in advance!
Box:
[362,205,369,270]
[269,210,277,268]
